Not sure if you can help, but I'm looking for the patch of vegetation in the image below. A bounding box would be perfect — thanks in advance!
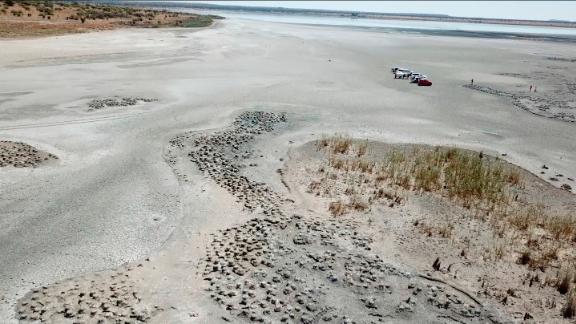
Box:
[379,147,521,210]
[328,200,347,216]
[0,0,219,37]
[313,136,576,317]
[182,15,214,28]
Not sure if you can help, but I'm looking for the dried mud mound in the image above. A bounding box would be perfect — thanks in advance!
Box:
[16,266,158,323]
[0,141,58,168]
[169,111,288,215]
[203,214,501,323]
[87,97,157,111]
[171,111,506,323]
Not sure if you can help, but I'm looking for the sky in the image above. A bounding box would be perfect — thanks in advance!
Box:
[193,1,576,21]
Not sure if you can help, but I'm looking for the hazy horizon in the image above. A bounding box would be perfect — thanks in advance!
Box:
[190,1,576,21]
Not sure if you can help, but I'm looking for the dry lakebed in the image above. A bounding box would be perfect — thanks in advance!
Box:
[1,12,576,324]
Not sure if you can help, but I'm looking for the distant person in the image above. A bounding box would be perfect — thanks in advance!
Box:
[471,79,474,85]
[529,85,532,92]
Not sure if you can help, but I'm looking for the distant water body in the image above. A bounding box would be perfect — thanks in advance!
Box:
[216,12,576,36]
[120,1,576,41]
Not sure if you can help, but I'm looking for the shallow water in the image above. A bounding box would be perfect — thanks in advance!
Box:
[121,0,576,37]
[212,12,576,37]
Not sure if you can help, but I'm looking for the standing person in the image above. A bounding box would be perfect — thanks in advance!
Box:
[529,85,532,92]
[471,79,474,85]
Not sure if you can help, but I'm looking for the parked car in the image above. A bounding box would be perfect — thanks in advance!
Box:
[391,67,408,73]
[410,74,426,83]
[394,69,412,79]
[418,79,432,86]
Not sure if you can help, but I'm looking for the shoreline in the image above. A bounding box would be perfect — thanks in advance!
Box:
[100,1,576,29]
[234,18,576,43]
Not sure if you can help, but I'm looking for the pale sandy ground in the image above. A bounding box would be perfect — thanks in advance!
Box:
[0,18,575,323]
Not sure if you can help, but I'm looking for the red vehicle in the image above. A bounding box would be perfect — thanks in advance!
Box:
[418,79,432,86]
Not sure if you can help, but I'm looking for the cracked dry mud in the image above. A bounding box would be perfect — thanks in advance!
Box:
[0,141,58,168]
[16,267,159,323]
[16,111,506,323]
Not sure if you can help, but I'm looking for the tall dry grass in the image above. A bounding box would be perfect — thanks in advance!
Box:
[315,137,576,316]
[316,137,576,270]
[380,147,519,210]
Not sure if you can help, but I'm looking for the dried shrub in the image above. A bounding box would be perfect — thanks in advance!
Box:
[547,214,576,241]
[557,270,573,295]
[438,224,454,238]
[518,251,531,265]
[527,245,560,271]
[331,136,352,155]
[328,201,347,216]
[507,205,543,231]
[356,141,368,157]
[562,292,576,319]
[348,196,369,212]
